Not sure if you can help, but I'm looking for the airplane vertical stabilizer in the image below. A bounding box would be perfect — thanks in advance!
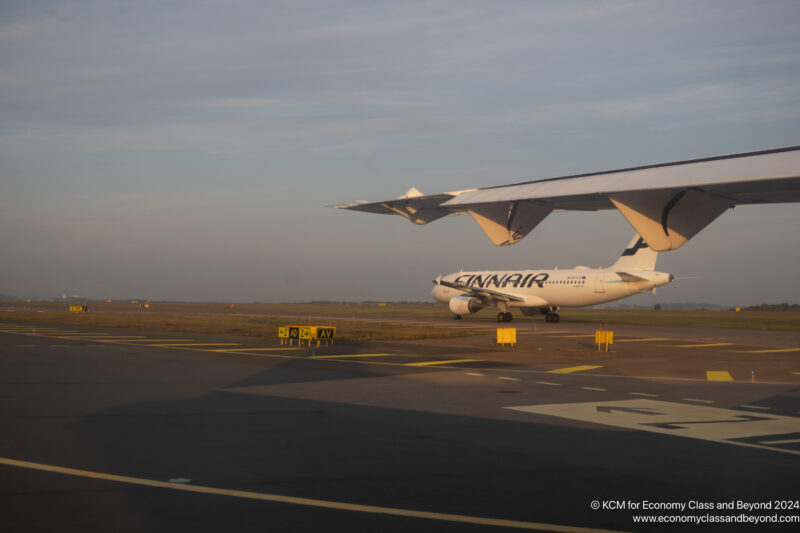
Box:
[610,235,657,271]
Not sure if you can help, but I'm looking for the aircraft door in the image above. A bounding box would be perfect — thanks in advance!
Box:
[594,272,606,293]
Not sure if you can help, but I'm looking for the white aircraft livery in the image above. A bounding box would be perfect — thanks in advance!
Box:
[431,235,674,322]
[335,146,800,251]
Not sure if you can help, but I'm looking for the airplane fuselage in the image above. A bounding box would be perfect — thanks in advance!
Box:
[431,267,674,311]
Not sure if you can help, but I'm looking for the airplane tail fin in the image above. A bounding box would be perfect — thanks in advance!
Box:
[610,234,658,271]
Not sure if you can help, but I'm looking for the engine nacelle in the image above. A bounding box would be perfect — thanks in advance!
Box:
[449,294,484,315]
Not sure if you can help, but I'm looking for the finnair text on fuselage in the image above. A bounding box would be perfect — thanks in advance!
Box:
[453,272,553,289]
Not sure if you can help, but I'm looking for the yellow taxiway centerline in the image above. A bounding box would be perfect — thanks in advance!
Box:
[0,456,625,533]
[149,343,241,347]
[314,353,395,359]
[547,365,603,374]
[613,338,670,343]
[406,359,482,367]
[118,339,195,343]
[744,348,800,354]
[212,347,303,352]
[669,343,733,348]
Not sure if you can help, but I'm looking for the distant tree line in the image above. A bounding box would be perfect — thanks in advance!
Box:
[742,303,800,312]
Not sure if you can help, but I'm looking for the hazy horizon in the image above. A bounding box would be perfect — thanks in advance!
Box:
[2,1,799,308]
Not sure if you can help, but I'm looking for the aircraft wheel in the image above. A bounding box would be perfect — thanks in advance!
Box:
[497,312,505,322]
[551,313,560,323]
[454,314,462,320]
[503,312,513,322]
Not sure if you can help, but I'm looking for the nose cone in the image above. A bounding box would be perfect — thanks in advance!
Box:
[431,282,450,303]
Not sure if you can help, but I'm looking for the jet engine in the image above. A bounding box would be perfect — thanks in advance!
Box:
[448,294,484,315]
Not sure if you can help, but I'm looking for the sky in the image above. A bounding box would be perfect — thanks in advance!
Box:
[1,0,799,306]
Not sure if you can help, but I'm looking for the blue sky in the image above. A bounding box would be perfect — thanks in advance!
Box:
[1,1,799,305]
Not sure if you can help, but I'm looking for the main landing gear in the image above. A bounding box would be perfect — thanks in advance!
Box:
[496,312,513,323]
[544,312,560,323]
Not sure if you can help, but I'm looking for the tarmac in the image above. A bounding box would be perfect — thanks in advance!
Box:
[0,318,798,532]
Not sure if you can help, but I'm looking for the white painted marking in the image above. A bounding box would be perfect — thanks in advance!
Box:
[168,478,192,484]
[466,373,485,377]
[536,381,562,386]
[628,392,658,397]
[683,398,715,404]
[499,377,520,382]
[580,387,607,392]
[505,399,800,456]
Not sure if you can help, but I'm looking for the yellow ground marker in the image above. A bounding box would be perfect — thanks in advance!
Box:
[745,348,800,354]
[407,359,481,367]
[672,343,732,348]
[706,371,734,382]
[313,353,394,359]
[547,365,603,374]
[0,456,625,533]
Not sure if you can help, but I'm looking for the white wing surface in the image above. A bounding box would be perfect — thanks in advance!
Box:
[333,146,800,251]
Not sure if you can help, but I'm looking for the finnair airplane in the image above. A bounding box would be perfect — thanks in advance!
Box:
[431,235,673,322]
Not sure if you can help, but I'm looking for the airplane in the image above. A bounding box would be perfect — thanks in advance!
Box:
[430,234,674,322]
[334,145,800,252]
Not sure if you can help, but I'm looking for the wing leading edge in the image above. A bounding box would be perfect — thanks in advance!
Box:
[334,146,800,251]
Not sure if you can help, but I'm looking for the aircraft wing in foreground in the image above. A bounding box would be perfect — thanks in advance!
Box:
[334,146,800,251]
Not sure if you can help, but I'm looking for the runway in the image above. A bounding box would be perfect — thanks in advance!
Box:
[0,319,798,532]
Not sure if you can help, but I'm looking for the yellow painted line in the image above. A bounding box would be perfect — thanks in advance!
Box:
[614,338,670,343]
[547,365,603,374]
[671,343,732,348]
[744,348,800,354]
[314,353,394,359]
[518,331,569,335]
[0,456,625,533]
[706,371,734,382]
[794,372,800,376]
[551,334,596,339]
[407,359,482,367]
[118,339,195,343]
[212,347,303,352]
[149,343,241,347]
[83,337,149,341]
[51,331,109,339]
